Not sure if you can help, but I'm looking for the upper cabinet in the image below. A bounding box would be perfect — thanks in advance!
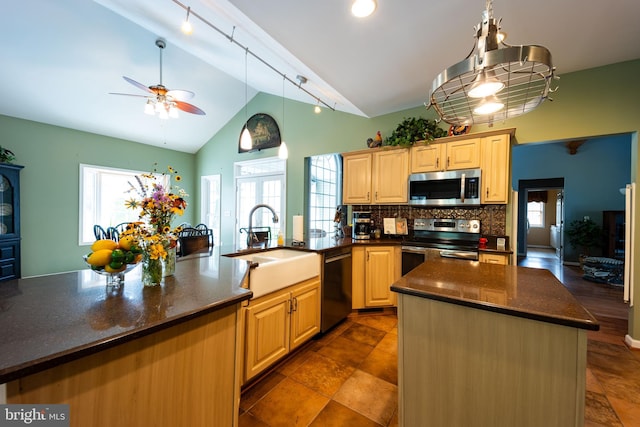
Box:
[480,134,511,204]
[343,149,409,204]
[410,138,481,173]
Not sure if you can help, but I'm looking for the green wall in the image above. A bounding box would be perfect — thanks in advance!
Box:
[0,115,195,276]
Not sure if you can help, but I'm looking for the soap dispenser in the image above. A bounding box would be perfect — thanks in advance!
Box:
[277,230,284,246]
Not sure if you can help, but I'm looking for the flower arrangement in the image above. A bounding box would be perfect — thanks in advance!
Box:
[123,165,188,285]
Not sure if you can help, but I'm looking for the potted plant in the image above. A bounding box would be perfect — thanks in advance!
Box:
[565,217,602,264]
[384,117,447,147]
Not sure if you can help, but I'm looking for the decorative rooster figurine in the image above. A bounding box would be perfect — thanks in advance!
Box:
[367,131,383,148]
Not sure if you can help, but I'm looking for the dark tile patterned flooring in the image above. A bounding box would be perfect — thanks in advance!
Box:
[239,252,639,426]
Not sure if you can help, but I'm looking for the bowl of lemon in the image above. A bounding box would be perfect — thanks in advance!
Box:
[84,237,143,289]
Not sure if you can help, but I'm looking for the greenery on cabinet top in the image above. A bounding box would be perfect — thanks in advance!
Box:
[384,117,448,147]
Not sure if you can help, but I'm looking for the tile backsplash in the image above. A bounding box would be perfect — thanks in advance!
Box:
[350,204,507,236]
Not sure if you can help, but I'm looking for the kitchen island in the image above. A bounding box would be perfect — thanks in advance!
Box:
[391,259,599,427]
[1,248,251,427]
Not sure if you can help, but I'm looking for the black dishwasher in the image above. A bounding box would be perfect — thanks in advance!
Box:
[321,247,352,333]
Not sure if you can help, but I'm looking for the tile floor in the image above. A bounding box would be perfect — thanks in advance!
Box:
[239,256,639,426]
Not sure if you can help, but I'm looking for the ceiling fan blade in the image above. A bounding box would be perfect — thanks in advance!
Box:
[166,89,194,101]
[123,76,153,94]
[174,101,206,115]
[108,92,152,98]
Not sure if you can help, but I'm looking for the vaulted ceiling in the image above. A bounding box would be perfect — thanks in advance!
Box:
[2,0,640,153]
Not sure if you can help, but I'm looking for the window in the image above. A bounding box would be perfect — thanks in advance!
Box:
[306,154,342,237]
[79,164,167,245]
[234,157,286,246]
[527,201,545,228]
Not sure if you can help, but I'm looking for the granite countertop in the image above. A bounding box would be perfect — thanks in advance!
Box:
[391,257,599,331]
[221,236,404,255]
[0,247,251,383]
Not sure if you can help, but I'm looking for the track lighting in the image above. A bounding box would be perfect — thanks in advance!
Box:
[181,6,192,34]
[351,0,377,18]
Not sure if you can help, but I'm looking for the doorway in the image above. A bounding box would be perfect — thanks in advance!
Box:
[516,178,564,273]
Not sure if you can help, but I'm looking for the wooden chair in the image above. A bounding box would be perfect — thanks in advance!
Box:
[178,225,214,257]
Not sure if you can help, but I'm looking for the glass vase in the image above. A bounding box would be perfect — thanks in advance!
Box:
[163,246,176,277]
[142,255,163,287]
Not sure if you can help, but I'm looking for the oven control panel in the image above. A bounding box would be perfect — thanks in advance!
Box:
[414,218,480,234]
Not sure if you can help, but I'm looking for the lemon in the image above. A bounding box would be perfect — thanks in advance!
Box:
[91,239,117,252]
[105,263,126,273]
[118,235,135,251]
[86,249,112,267]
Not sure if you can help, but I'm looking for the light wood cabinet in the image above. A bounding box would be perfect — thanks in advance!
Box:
[244,277,320,382]
[342,152,372,204]
[343,149,409,204]
[352,246,400,308]
[479,252,510,265]
[410,139,480,173]
[481,134,511,204]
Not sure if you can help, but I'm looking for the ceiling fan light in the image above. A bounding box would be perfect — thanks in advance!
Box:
[144,100,155,115]
[168,105,179,118]
[351,0,376,18]
[240,127,253,150]
[468,69,504,98]
[473,95,504,115]
[158,107,169,120]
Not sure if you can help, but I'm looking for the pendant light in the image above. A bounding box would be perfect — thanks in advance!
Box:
[426,0,557,126]
[279,76,288,159]
[240,48,253,151]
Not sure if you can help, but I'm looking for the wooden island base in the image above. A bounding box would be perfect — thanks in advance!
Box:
[7,304,242,427]
[397,294,587,427]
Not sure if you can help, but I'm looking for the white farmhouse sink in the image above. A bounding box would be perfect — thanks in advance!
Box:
[231,249,320,299]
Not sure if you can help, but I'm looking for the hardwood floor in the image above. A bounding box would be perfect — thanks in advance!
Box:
[239,251,639,426]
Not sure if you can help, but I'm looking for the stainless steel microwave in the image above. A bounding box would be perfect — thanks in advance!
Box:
[408,168,481,206]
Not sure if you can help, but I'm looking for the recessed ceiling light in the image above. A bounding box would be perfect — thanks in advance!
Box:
[351,0,376,18]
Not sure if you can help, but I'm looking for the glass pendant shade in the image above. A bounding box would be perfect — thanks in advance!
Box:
[240,127,252,150]
[278,141,288,159]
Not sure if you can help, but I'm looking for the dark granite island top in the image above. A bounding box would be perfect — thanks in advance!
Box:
[391,258,599,331]
[0,247,251,384]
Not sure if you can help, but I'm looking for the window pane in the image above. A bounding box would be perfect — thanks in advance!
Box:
[307,154,342,237]
[527,201,545,228]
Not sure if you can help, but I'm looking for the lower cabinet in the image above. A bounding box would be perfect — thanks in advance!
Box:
[243,277,320,382]
[479,253,510,265]
[352,246,400,309]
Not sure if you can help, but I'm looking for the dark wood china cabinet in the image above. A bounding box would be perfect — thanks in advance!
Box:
[0,163,23,281]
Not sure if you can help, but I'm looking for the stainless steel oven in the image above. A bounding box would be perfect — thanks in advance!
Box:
[401,218,481,275]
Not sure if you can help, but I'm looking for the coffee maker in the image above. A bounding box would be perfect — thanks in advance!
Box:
[352,211,372,240]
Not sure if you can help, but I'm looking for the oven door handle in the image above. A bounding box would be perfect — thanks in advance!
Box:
[460,173,466,203]
[401,246,429,254]
[440,250,478,261]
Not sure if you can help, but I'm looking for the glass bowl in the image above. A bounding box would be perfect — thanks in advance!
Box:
[83,256,141,289]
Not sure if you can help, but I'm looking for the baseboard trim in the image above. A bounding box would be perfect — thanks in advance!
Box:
[625,334,640,349]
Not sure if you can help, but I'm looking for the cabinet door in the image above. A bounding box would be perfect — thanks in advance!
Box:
[373,149,409,203]
[410,144,444,173]
[446,138,481,170]
[481,134,510,204]
[290,278,321,350]
[343,153,372,204]
[365,246,396,307]
[245,292,291,381]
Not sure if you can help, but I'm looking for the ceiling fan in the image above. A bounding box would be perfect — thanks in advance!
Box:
[110,38,205,118]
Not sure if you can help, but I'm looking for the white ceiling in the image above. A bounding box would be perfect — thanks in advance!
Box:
[2,0,640,153]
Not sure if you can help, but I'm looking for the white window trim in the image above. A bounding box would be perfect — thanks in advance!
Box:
[78,164,167,245]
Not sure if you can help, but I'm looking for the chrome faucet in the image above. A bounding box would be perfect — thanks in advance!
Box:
[247,204,279,247]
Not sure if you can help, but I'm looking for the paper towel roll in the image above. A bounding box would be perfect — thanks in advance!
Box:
[293,215,304,242]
